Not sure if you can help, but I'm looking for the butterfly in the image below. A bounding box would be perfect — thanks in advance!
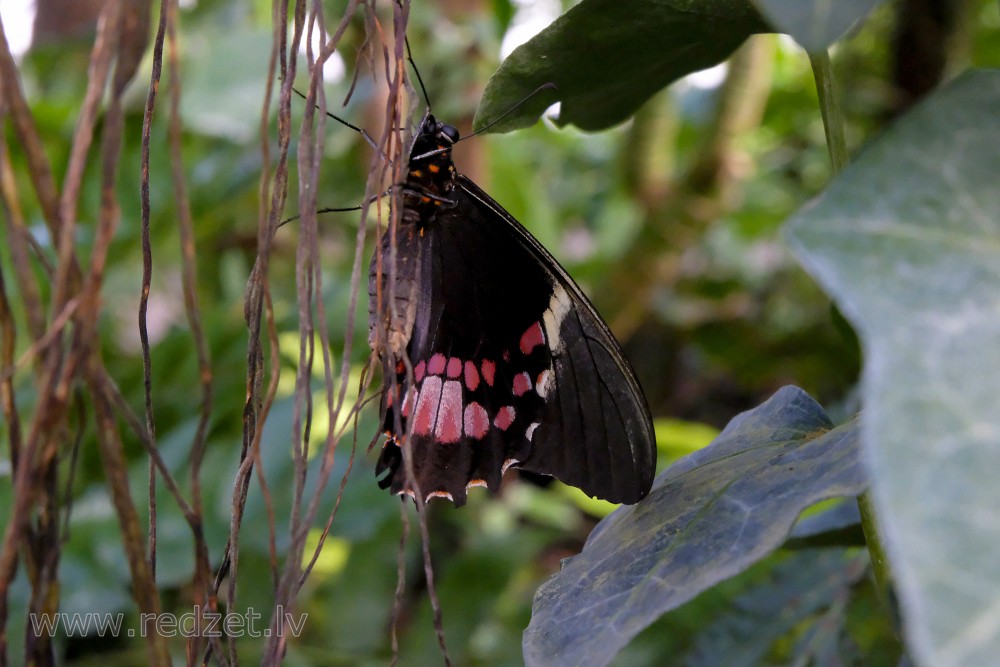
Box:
[367,112,656,506]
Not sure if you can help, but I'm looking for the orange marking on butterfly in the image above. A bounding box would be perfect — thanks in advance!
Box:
[411,169,423,178]
[428,163,441,174]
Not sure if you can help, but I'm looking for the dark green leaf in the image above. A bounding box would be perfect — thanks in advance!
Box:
[791,500,860,539]
[491,0,516,36]
[474,0,770,133]
[685,549,868,666]
[785,500,865,549]
[751,0,882,52]
[785,70,1000,667]
[523,386,868,666]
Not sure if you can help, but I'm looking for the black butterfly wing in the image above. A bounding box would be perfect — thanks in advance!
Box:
[373,172,655,505]
[457,177,656,503]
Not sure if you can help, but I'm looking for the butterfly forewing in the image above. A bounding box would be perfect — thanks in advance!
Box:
[368,114,655,506]
[457,178,656,502]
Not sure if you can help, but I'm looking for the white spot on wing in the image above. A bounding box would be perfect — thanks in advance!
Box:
[526,422,540,441]
[403,386,417,417]
[536,369,553,399]
[541,284,572,353]
[501,458,520,475]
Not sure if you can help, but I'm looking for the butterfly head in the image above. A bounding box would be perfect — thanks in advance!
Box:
[411,113,460,161]
[422,114,460,144]
[406,113,459,206]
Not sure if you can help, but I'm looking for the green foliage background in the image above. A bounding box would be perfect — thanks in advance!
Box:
[3,0,1000,664]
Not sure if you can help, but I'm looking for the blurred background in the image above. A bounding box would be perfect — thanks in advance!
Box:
[2,0,999,664]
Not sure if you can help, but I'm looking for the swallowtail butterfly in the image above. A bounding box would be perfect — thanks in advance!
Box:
[368,113,655,506]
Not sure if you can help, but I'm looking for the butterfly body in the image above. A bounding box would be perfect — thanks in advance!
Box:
[369,114,655,506]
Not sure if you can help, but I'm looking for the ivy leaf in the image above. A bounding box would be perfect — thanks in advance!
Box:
[474,0,770,133]
[785,500,865,550]
[751,0,882,52]
[523,386,867,666]
[684,550,869,666]
[785,70,1000,667]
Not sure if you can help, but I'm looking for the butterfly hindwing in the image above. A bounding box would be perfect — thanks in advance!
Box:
[369,114,655,505]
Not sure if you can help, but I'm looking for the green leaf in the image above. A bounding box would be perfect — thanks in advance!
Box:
[474,0,770,133]
[523,386,867,666]
[491,0,516,35]
[785,499,866,549]
[784,70,1000,667]
[751,0,883,52]
[685,549,869,666]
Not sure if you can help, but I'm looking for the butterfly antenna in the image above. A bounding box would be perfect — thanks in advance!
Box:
[292,87,392,164]
[404,37,432,109]
[464,82,558,139]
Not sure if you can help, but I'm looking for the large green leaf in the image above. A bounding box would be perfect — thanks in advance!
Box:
[685,549,870,666]
[474,0,770,133]
[785,70,1000,667]
[523,386,867,666]
[785,500,865,549]
[751,0,882,52]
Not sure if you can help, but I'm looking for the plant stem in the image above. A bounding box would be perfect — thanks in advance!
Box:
[810,46,896,622]
[809,50,849,174]
[858,491,896,622]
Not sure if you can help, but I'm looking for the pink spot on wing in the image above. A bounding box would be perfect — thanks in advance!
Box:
[402,387,417,417]
[481,360,496,387]
[435,380,463,443]
[493,406,516,431]
[414,360,426,382]
[428,353,447,375]
[503,350,511,362]
[512,372,532,397]
[519,322,545,355]
[464,361,480,391]
[446,357,462,378]
[463,402,489,440]
[413,376,441,436]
